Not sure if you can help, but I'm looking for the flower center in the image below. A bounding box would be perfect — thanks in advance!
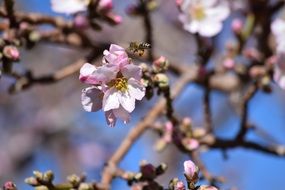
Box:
[190,4,206,21]
[113,77,128,92]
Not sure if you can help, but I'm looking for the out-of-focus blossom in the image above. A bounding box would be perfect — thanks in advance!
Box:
[98,0,113,12]
[74,15,89,29]
[231,18,243,34]
[3,182,17,190]
[184,138,199,150]
[3,46,20,61]
[274,53,285,90]
[178,0,230,37]
[271,18,285,53]
[80,44,145,127]
[51,0,90,14]
[183,160,199,181]
[174,181,185,190]
[199,185,218,190]
[223,58,235,69]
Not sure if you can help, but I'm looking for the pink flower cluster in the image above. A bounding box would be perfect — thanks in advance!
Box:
[80,44,146,127]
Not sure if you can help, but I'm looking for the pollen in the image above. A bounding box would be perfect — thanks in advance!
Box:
[113,77,128,92]
[190,4,206,21]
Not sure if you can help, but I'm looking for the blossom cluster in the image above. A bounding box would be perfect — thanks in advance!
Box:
[79,44,146,127]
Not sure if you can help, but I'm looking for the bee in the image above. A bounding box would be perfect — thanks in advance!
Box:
[128,42,151,56]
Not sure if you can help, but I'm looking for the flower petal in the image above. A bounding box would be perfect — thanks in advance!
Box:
[117,91,136,113]
[198,19,223,37]
[93,65,118,83]
[105,110,117,127]
[51,0,88,14]
[121,64,142,80]
[103,88,120,111]
[128,78,145,100]
[81,86,103,112]
[79,63,99,84]
[206,3,230,21]
[113,106,130,124]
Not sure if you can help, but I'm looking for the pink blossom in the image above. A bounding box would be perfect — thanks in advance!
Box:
[223,58,235,70]
[51,0,89,14]
[184,160,199,179]
[175,181,185,190]
[231,18,243,34]
[98,0,113,12]
[3,46,20,61]
[80,44,145,127]
[185,138,199,150]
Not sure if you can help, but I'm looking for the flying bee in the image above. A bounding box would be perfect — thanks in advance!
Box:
[128,42,151,56]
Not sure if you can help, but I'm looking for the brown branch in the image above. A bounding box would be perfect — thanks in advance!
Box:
[235,83,258,140]
[203,79,212,133]
[8,44,108,93]
[4,0,18,28]
[99,67,197,190]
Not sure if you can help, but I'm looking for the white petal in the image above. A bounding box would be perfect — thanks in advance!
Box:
[128,78,145,100]
[81,87,103,112]
[103,88,120,111]
[198,19,223,37]
[113,107,130,124]
[51,0,87,14]
[271,19,285,37]
[184,21,200,33]
[117,91,136,113]
[206,4,230,21]
[201,0,217,8]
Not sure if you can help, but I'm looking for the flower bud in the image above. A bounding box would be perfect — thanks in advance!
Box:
[198,185,218,190]
[74,15,89,29]
[183,160,199,183]
[154,73,169,88]
[67,174,81,187]
[33,171,43,180]
[231,18,243,34]
[25,177,39,186]
[29,31,41,42]
[140,163,156,180]
[3,181,17,190]
[183,138,199,151]
[223,58,235,70]
[174,181,185,190]
[153,56,169,72]
[98,0,113,12]
[78,183,94,190]
[43,170,54,183]
[3,45,20,61]
[156,163,168,175]
[35,186,48,190]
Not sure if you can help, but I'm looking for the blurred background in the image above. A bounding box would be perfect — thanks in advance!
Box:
[1,0,285,190]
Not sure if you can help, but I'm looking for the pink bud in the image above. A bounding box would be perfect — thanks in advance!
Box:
[165,121,173,132]
[183,160,198,179]
[98,0,113,12]
[3,46,20,61]
[74,15,89,29]
[182,117,192,126]
[223,58,235,70]
[185,139,199,151]
[175,181,185,190]
[113,15,122,24]
[231,18,243,34]
[3,181,17,190]
[176,0,183,6]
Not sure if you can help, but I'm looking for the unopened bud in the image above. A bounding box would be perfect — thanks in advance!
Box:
[153,56,169,72]
[43,170,54,183]
[231,18,243,34]
[183,160,199,183]
[223,58,235,70]
[156,163,168,175]
[98,0,113,12]
[140,163,156,180]
[174,181,185,190]
[154,73,169,88]
[25,177,39,186]
[3,182,17,190]
[67,174,81,187]
[78,183,94,190]
[29,31,41,42]
[34,186,48,190]
[33,171,43,180]
[198,185,218,190]
[74,15,89,29]
[3,45,20,61]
